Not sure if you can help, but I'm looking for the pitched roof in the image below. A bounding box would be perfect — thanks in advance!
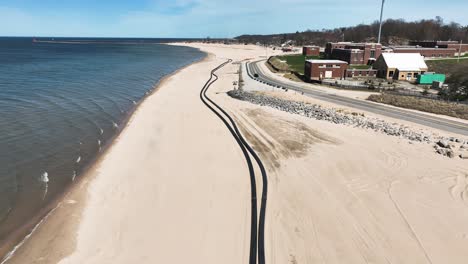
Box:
[381,53,428,71]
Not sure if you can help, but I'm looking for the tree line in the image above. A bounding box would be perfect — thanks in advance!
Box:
[235,17,468,46]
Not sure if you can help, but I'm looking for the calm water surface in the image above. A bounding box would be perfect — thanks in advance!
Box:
[0,37,204,244]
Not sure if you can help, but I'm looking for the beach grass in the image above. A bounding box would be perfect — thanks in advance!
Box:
[368,93,468,120]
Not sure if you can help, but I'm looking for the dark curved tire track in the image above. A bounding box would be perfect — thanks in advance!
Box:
[200,60,268,264]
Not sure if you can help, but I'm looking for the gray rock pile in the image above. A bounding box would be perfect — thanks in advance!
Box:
[434,138,468,159]
[228,90,468,159]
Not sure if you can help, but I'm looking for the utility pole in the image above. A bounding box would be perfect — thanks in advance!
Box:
[458,40,463,63]
[377,0,386,44]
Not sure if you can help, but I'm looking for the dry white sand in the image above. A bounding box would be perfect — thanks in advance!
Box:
[6,43,468,264]
[198,45,468,263]
[7,44,274,264]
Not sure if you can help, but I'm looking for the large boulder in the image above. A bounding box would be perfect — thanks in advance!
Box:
[437,139,450,148]
[436,148,448,156]
[447,150,456,158]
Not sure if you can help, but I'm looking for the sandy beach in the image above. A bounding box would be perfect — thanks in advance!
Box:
[5,43,468,264]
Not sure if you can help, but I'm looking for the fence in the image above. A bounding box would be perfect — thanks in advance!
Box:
[324,82,369,90]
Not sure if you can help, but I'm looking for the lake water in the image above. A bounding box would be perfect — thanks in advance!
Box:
[0,37,205,245]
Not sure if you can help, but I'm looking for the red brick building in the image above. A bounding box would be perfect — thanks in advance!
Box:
[332,49,366,65]
[304,60,348,81]
[325,42,382,65]
[302,46,320,56]
[409,40,468,53]
[391,47,456,58]
[446,43,468,53]
[345,69,377,78]
[325,42,350,55]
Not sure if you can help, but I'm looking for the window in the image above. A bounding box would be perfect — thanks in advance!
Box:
[407,73,413,78]
[327,64,333,68]
[370,50,376,58]
[389,71,394,77]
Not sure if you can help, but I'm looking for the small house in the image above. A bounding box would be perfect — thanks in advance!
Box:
[304,60,348,82]
[373,53,428,81]
[303,46,320,56]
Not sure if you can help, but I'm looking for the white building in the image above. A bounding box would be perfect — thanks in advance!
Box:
[373,53,428,81]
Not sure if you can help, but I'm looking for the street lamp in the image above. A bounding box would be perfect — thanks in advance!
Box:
[377,0,386,44]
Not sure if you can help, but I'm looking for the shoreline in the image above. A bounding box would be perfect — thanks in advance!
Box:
[6,43,259,264]
[4,42,468,264]
[0,48,209,263]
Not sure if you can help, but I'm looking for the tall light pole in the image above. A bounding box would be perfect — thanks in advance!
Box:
[377,0,386,44]
[458,40,463,63]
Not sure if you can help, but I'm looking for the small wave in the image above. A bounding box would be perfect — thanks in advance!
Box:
[0,207,12,224]
[113,122,119,129]
[72,171,76,182]
[39,172,49,183]
[88,99,116,121]
[0,204,60,264]
[39,172,49,200]
[100,128,104,135]
[42,184,48,200]
[97,140,101,146]
[76,156,81,164]
[132,100,137,105]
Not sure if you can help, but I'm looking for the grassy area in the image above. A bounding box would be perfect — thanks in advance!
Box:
[368,94,468,120]
[426,59,468,75]
[282,72,303,82]
[274,54,320,74]
[426,56,468,63]
[268,57,290,72]
[272,54,372,73]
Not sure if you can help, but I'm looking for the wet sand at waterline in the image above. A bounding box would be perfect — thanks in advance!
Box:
[6,43,468,264]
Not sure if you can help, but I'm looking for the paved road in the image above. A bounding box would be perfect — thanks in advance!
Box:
[247,60,468,137]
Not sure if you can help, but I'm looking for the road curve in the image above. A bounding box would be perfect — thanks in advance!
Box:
[247,60,468,137]
[200,60,268,264]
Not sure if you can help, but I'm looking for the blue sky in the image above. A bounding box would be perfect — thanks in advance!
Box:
[0,0,467,38]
